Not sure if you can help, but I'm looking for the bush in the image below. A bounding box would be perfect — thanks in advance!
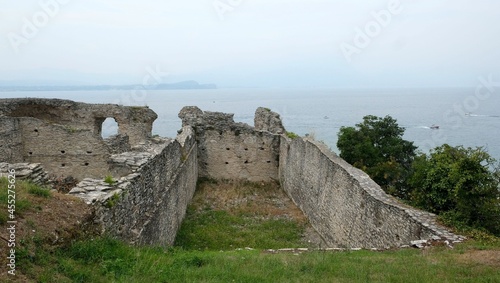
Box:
[409,145,500,236]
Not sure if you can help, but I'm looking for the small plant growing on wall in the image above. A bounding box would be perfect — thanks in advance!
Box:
[105,193,120,208]
[104,175,115,185]
[286,132,299,139]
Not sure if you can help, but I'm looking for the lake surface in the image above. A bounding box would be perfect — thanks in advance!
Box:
[2,88,499,160]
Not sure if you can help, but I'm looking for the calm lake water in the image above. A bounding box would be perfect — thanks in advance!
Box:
[2,88,499,160]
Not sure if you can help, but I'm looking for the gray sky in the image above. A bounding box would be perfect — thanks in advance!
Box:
[1,0,499,88]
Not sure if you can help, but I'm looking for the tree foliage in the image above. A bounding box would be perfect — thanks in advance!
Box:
[337,115,417,198]
[337,115,500,236]
[409,144,500,235]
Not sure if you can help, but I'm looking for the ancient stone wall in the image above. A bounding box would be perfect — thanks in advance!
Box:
[17,117,110,180]
[82,127,198,246]
[0,98,463,249]
[279,137,463,249]
[0,118,23,163]
[0,98,157,180]
[0,98,198,246]
[179,106,281,182]
[0,98,157,146]
[93,128,198,245]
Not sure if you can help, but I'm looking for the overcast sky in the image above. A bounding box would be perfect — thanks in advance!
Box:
[1,0,499,88]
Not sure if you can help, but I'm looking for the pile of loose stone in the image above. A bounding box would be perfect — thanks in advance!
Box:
[0,162,49,185]
[68,151,152,205]
[68,176,132,205]
[69,139,172,205]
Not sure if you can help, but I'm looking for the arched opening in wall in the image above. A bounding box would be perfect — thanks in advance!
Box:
[101,118,119,139]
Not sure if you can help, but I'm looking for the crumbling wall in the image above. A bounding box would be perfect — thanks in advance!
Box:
[179,106,281,182]
[0,98,197,246]
[0,98,463,249]
[86,127,198,246]
[279,137,463,249]
[0,98,157,180]
[0,98,157,146]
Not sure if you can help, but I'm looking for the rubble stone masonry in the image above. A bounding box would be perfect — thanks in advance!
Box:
[0,98,463,248]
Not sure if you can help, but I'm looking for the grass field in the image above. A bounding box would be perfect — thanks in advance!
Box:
[2,179,499,282]
[12,237,500,283]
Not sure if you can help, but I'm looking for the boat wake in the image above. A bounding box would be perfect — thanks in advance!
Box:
[466,113,499,118]
[415,125,439,130]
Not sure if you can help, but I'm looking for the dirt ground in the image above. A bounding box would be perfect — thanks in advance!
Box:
[457,249,500,267]
[0,188,94,281]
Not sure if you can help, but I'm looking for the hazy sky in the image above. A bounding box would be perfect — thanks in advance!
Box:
[1,0,499,88]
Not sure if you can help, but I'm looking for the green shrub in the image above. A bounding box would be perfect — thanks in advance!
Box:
[409,145,500,236]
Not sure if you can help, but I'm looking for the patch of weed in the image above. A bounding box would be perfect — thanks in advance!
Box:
[105,193,121,208]
[104,175,115,185]
[286,131,299,139]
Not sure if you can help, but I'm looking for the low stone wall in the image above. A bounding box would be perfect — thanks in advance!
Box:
[279,137,463,249]
[80,127,198,246]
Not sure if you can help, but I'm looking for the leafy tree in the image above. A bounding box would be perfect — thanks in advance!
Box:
[409,144,500,235]
[337,115,417,199]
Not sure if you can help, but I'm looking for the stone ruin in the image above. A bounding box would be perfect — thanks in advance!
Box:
[0,98,157,180]
[0,98,464,248]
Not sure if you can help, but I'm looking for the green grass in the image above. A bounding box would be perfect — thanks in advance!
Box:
[173,179,309,251]
[174,207,305,250]
[14,237,500,283]
[0,177,38,224]
[7,179,500,282]
[26,182,51,198]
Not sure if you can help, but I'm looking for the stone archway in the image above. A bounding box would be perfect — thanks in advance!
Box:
[101,117,120,139]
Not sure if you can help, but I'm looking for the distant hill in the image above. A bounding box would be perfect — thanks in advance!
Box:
[0,80,217,91]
